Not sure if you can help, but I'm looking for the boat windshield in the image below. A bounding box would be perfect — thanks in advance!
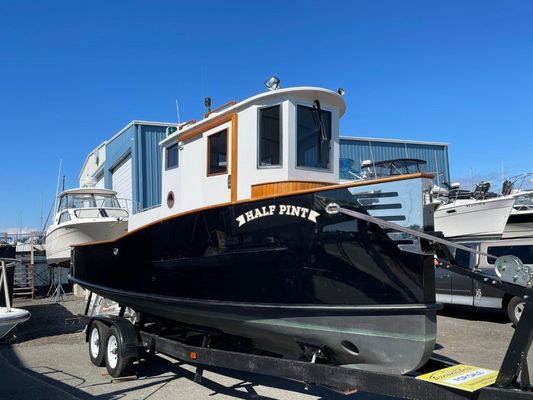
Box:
[58,193,121,212]
[361,159,427,179]
[515,192,533,209]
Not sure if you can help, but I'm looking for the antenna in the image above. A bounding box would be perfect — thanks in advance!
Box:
[434,150,440,186]
[175,99,181,125]
[40,192,43,233]
[55,159,62,196]
[53,159,63,215]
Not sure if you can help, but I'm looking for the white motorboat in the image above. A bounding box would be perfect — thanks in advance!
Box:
[434,195,516,240]
[344,159,517,240]
[0,258,30,339]
[45,188,129,266]
[502,191,533,239]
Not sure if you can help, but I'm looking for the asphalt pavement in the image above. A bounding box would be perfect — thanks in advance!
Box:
[0,295,530,400]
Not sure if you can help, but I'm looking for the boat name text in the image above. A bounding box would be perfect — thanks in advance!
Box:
[236,205,320,227]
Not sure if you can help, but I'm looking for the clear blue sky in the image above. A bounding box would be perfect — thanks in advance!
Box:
[1,0,533,232]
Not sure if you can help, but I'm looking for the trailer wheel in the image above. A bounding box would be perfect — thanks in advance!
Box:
[88,321,108,367]
[105,325,133,378]
[507,296,525,327]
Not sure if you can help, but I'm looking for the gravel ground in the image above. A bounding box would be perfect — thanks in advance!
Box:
[0,295,530,400]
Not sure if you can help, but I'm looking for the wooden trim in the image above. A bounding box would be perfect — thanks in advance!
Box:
[206,128,228,177]
[230,113,238,202]
[204,100,236,118]
[249,173,434,201]
[179,114,233,143]
[73,173,433,248]
[178,119,196,130]
[251,180,333,198]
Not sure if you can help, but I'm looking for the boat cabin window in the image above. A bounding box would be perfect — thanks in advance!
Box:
[258,105,281,167]
[296,104,331,169]
[166,142,179,170]
[58,193,121,211]
[487,245,533,265]
[58,210,71,224]
[207,129,227,175]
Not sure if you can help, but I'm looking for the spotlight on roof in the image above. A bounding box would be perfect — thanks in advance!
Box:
[337,88,345,96]
[264,76,281,91]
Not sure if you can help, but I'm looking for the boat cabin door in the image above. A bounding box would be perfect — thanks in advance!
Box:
[204,115,237,203]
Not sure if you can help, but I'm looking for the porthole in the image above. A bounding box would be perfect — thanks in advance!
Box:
[167,191,175,208]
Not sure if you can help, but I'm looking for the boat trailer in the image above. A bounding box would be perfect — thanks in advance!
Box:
[78,206,533,400]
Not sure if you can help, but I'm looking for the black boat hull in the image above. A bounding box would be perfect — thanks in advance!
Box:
[71,176,438,374]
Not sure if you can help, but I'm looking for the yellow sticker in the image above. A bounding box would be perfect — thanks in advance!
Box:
[416,364,498,392]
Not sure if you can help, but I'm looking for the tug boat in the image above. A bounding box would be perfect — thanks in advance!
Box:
[70,83,439,374]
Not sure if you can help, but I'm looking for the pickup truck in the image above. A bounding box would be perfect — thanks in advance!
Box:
[435,238,532,325]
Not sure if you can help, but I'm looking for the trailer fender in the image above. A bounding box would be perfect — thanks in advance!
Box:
[84,315,141,359]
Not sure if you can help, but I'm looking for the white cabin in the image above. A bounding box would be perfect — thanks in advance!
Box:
[129,87,346,230]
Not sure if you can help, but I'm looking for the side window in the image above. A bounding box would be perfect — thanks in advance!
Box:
[166,143,179,169]
[454,248,471,268]
[58,210,71,224]
[58,195,68,212]
[258,105,281,167]
[297,104,332,169]
[207,129,227,175]
[487,245,533,264]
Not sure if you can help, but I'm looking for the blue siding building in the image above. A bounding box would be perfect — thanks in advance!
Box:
[340,136,450,184]
[79,120,176,214]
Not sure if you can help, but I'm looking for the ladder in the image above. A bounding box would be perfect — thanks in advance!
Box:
[13,261,34,298]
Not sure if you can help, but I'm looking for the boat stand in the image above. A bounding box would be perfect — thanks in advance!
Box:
[48,265,66,302]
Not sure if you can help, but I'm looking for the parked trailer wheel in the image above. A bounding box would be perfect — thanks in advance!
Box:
[105,325,133,378]
[507,296,525,327]
[88,321,108,367]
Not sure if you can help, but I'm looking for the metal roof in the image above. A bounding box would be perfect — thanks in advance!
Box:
[79,120,177,180]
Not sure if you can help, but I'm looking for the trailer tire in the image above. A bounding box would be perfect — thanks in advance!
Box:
[88,321,108,367]
[105,325,133,378]
[507,296,525,327]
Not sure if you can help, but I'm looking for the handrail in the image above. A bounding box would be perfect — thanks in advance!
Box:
[178,120,197,130]
[204,100,236,118]
[324,203,499,260]
[0,258,18,312]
